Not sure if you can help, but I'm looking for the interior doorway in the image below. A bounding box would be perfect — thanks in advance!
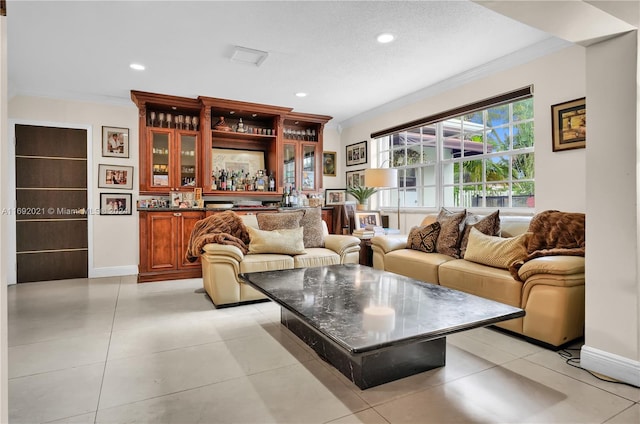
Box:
[14,124,88,283]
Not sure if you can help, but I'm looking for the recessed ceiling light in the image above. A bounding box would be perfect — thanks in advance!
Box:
[295,92,307,98]
[376,33,395,44]
[130,63,145,71]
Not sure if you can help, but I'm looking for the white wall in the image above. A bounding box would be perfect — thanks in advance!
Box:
[0,11,9,424]
[8,96,139,278]
[582,31,640,384]
[339,44,587,218]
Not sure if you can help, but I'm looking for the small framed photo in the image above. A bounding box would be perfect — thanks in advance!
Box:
[323,151,336,176]
[98,164,134,190]
[100,193,132,215]
[552,98,586,152]
[102,126,129,158]
[354,211,382,229]
[346,141,367,167]
[346,169,366,188]
[171,191,183,207]
[325,188,347,205]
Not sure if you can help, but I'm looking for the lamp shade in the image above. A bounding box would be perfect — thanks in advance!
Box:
[365,168,397,188]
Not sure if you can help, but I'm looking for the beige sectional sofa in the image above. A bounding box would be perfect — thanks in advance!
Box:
[371,213,585,348]
[201,213,361,307]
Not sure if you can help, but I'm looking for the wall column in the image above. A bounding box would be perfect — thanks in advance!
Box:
[581,30,640,386]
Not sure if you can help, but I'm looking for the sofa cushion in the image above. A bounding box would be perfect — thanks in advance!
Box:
[293,248,341,268]
[435,208,466,258]
[438,259,523,308]
[282,207,325,248]
[459,210,501,258]
[256,211,303,231]
[247,226,306,255]
[407,222,440,253]
[385,249,454,285]
[464,227,530,269]
[239,254,294,274]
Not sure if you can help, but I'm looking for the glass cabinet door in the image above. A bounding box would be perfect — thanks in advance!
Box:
[302,144,316,191]
[178,133,197,187]
[283,143,296,188]
[151,131,170,188]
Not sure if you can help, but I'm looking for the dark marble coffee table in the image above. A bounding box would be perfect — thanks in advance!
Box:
[240,264,524,389]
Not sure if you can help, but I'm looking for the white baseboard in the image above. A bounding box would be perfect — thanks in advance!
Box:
[581,345,640,387]
[89,265,138,279]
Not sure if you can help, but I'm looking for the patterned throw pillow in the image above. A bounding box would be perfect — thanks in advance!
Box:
[459,210,501,258]
[407,222,441,253]
[282,207,325,248]
[256,211,303,231]
[464,227,530,269]
[435,208,467,258]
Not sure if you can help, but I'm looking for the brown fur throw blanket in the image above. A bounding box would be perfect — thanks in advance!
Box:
[509,210,585,280]
[185,211,250,262]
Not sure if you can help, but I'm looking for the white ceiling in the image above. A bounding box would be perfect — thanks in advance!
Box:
[7,0,565,127]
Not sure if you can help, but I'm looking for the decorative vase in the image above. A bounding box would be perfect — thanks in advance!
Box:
[356,202,368,211]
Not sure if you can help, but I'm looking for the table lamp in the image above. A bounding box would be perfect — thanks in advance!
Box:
[364,168,399,229]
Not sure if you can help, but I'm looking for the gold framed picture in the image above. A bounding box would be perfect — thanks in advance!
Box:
[552,98,586,152]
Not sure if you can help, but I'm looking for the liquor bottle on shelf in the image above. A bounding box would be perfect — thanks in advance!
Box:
[256,170,265,191]
[290,186,299,207]
[268,171,275,192]
[219,169,227,191]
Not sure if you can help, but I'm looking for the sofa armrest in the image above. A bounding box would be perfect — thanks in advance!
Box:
[370,235,408,254]
[201,243,245,262]
[324,234,361,256]
[518,256,585,282]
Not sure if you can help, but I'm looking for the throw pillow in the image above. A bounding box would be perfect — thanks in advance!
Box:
[435,208,467,258]
[464,227,530,269]
[247,226,306,255]
[459,210,501,258]
[256,211,303,231]
[407,222,441,253]
[282,207,325,248]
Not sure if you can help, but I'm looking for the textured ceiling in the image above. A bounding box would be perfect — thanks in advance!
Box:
[7,1,562,127]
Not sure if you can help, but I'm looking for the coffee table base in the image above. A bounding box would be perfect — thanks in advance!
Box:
[281,309,446,389]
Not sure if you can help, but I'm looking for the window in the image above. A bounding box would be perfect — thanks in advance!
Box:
[372,88,534,210]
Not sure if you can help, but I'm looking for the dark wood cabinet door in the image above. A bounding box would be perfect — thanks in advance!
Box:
[147,212,177,271]
[178,211,205,269]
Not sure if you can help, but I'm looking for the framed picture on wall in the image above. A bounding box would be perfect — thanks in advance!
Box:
[551,97,586,152]
[99,193,132,215]
[102,126,129,158]
[346,141,367,166]
[98,164,134,190]
[346,169,366,188]
[323,151,336,176]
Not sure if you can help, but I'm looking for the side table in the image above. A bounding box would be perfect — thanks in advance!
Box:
[357,238,373,266]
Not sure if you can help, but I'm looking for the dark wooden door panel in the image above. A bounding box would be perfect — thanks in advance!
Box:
[16,220,88,252]
[16,189,87,219]
[15,124,88,282]
[15,125,87,158]
[17,251,88,283]
[16,157,87,188]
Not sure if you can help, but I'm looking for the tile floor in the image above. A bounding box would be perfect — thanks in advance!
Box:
[7,276,640,424]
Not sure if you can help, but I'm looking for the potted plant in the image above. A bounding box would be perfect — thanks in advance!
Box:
[346,185,377,210]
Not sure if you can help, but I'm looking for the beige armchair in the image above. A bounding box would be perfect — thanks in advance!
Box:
[201,214,361,307]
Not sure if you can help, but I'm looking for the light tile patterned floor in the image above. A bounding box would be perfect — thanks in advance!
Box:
[7,276,639,423]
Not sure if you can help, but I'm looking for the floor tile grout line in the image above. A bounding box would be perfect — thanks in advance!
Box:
[93,276,123,423]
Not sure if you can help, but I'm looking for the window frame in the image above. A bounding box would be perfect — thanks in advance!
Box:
[370,87,534,211]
